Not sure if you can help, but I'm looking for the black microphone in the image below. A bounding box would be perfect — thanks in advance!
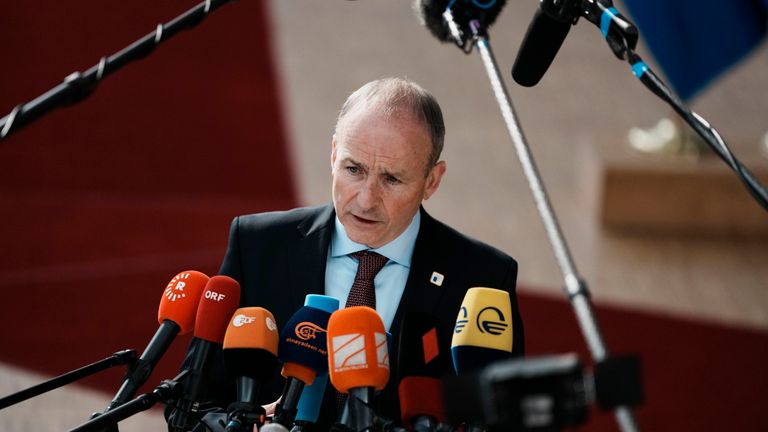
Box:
[222,307,280,432]
[272,297,335,428]
[106,270,209,411]
[512,0,639,87]
[168,275,241,432]
[511,2,575,87]
[291,295,340,431]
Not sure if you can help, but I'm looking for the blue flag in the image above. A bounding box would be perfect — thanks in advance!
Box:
[622,0,767,101]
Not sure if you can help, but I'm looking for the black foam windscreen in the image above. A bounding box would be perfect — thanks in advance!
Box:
[451,345,511,374]
[415,0,507,43]
[278,305,331,374]
[396,311,449,379]
[512,7,572,87]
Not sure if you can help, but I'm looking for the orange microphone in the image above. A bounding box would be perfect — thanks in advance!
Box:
[107,270,209,411]
[223,307,279,432]
[327,306,390,431]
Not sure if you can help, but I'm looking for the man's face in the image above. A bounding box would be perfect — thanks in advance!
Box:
[331,109,446,248]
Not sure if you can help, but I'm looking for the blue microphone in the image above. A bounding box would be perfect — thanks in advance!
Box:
[274,295,339,429]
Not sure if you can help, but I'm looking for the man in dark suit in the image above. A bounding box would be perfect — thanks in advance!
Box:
[171,77,524,430]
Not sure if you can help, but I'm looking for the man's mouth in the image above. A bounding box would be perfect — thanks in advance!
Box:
[352,214,379,225]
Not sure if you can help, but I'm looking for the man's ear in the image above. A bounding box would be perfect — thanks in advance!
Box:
[423,161,447,201]
[331,134,337,172]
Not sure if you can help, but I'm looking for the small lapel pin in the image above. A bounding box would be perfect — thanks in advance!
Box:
[429,271,444,287]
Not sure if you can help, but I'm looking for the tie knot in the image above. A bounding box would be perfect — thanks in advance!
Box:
[352,251,389,280]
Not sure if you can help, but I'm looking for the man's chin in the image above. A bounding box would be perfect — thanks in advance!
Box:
[345,227,385,248]
[348,234,380,248]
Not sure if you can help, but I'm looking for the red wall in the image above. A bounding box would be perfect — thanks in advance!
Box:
[0,0,296,394]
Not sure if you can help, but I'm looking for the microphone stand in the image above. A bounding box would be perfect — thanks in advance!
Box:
[0,349,136,410]
[0,0,237,141]
[68,371,187,432]
[440,10,640,432]
[578,0,768,212]
[581,0,768,211]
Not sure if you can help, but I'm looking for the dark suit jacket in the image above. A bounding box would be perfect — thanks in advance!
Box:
[182,204,524,430]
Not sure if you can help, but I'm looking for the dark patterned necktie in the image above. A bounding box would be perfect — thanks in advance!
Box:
[335,250,389,412]
[344,251,389,309]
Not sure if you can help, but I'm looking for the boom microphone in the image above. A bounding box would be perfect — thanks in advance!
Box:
[223,307,280,432]
[396,312,448,432]
[272,299,335,427]
[414,0,507,44]
[106,270,208,411]
[511,4,574,87]
[327,306,390,432]
[512,0,639,86]
[168,275,241,432]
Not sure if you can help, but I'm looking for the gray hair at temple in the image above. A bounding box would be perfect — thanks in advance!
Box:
[334,77,445,174]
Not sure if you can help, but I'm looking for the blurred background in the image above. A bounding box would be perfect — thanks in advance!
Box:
[1,1,767,431]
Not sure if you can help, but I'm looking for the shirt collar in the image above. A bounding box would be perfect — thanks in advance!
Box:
[331,211,420,268]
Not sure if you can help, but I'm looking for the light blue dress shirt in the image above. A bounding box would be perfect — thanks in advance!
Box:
[324,211,420,331]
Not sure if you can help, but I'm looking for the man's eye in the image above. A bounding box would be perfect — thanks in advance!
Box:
[346,166,360,175]
[386,175,401,185]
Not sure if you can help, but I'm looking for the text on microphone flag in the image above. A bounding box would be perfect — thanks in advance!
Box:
[332,333,367,371]
[451,287,513,352]
[164,272,196,302]
[376,332,389,368]
[233,314,257,327]
[477,306,509,335]
[296,322,327,341]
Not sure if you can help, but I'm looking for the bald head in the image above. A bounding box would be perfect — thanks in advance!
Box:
[334,77,445,173]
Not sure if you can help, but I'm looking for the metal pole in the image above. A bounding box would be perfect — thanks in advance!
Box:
[473,33,639,432]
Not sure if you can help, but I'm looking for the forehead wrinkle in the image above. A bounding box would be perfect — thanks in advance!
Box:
[339,151,407,178]
[337,110,430,177]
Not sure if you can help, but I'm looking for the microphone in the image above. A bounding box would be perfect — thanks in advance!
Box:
[512,0,639,86]
[290,375,328,432]
[272,301,335,427]
[223,307,280,432]
[290,295,341,431]
[168,275,241,432]
[106,270,209,411]
[327,306,390,432]
[414,0,507,45]
[449,287,514,432]
[451,287,514,374]
[396,312,447,432]
[511,3,575,87]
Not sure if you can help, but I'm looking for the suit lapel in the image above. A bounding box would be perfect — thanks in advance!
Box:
[287,204,335,312]
[390,208,450,340]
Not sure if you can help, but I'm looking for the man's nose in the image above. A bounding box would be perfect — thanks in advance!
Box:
[356,179,381,209]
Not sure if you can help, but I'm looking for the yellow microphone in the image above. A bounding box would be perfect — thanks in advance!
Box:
[451,287,514,374]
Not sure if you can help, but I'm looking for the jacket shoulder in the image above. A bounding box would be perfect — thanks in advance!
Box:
[423,212,517,266]
[232,204,332,235]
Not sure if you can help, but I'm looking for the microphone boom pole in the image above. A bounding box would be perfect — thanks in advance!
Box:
[0,0,237,141]
[0,350,136,410]
[444,14,640,432]
[68,372,186,432]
